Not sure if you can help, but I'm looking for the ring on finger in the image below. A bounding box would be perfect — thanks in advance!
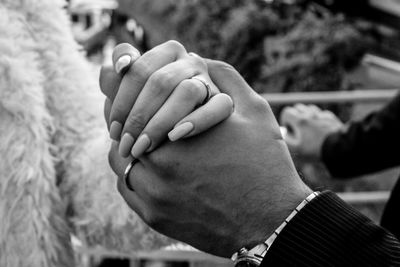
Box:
[123,158,139,191]
[191,76,212,105]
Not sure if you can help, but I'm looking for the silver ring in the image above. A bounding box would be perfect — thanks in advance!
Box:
[191,76,212,105]
[123,158,139,191]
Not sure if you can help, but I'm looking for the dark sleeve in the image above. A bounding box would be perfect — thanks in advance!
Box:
[261,191,400,267]
[321,92,400,178]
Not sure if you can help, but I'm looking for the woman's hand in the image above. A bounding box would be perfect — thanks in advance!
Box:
[100,41,233,158]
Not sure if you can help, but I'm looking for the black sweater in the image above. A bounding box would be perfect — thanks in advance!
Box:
[261,92,400,266]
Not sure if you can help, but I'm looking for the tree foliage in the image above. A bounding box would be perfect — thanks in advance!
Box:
[119,0,400,93]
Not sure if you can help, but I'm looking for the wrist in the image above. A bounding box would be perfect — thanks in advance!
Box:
[232,188,317,266]
[232,179,312,255]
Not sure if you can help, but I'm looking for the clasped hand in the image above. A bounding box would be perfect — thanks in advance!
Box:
[100,41,311,257]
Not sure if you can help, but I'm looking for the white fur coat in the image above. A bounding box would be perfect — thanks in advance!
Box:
[0,1,169,266]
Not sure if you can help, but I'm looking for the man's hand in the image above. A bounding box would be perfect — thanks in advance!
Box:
[106,59,311,257]
[280,104,344,159]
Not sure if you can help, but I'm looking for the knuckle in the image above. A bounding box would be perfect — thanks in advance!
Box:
[280,107,291,117]
[110,104,127,122]
[180,79,203,101]
[190,55,207,70]
[165,40,186,53]
[294,103,305,109]
[149,70,175,94]
[213,60,235,71]
[219,93,233,106]
[131,60,152,81]
[323,110,335,117]
[125,113,147,134]
[252,96,269,114]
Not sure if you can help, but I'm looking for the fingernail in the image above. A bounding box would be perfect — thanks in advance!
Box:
[189,52,200,57]
[115,55,132,74]
[110,121,122,141]
[131,134,151,158]
[280,126,288,140]
[168,122,194,142]
[119,133,135,157]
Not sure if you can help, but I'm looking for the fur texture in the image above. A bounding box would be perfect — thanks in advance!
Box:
[0,1,169,266]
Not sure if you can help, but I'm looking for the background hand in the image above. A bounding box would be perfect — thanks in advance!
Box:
[108,59,312,257]
[280,104,344,159]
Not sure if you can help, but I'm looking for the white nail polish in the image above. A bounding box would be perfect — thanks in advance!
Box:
[189,52,200,57]
[131,134,151,158]
[280,126,288,140]
[115,55,132,74]
[168,122,194,142]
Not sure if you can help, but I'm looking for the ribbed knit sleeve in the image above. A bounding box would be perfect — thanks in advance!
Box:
[260,191,400,267]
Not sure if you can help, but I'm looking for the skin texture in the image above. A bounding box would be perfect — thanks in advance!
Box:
[100,42,233,158]
[280,104,344,159]
[103,47,312,257]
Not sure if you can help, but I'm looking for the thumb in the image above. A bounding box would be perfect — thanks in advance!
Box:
[205,59,258,110]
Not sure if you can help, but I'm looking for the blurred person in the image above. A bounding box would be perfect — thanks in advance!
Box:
[101,42,400,266]
[280,93,400,239]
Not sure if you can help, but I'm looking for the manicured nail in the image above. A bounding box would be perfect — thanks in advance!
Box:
[168,122,194,142]
[188,52,200,57]
[280,126,288,140]
[110,121,122,141]
[115,55,132,74]
[119,133,135,157]
[131,134,151,158]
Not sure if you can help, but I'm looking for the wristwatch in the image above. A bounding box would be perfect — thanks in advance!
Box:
[231,191,320,267]
[232,245,268,267]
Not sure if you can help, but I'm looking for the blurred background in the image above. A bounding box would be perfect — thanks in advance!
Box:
[19,0,400,266]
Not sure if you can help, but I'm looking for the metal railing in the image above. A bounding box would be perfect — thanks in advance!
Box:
[262,89,398,105]
[338,191,390,204]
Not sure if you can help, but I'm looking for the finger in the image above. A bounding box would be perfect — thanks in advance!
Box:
[168,93,234,141]
[104,98,112,130]
[109,41,187,141]
[109,142,145,196]
[112,43,141,74]
[294,103,312,116]
[205,59,259,112]
[109,141,133,176]
[99,66,122,101]
[319,110,338,120]
[116,176,148,220]
[280,107,302,126]
[308,104,322,115]
[109,141,152,220]
[118,61,215,157]
[127,76,215,158]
